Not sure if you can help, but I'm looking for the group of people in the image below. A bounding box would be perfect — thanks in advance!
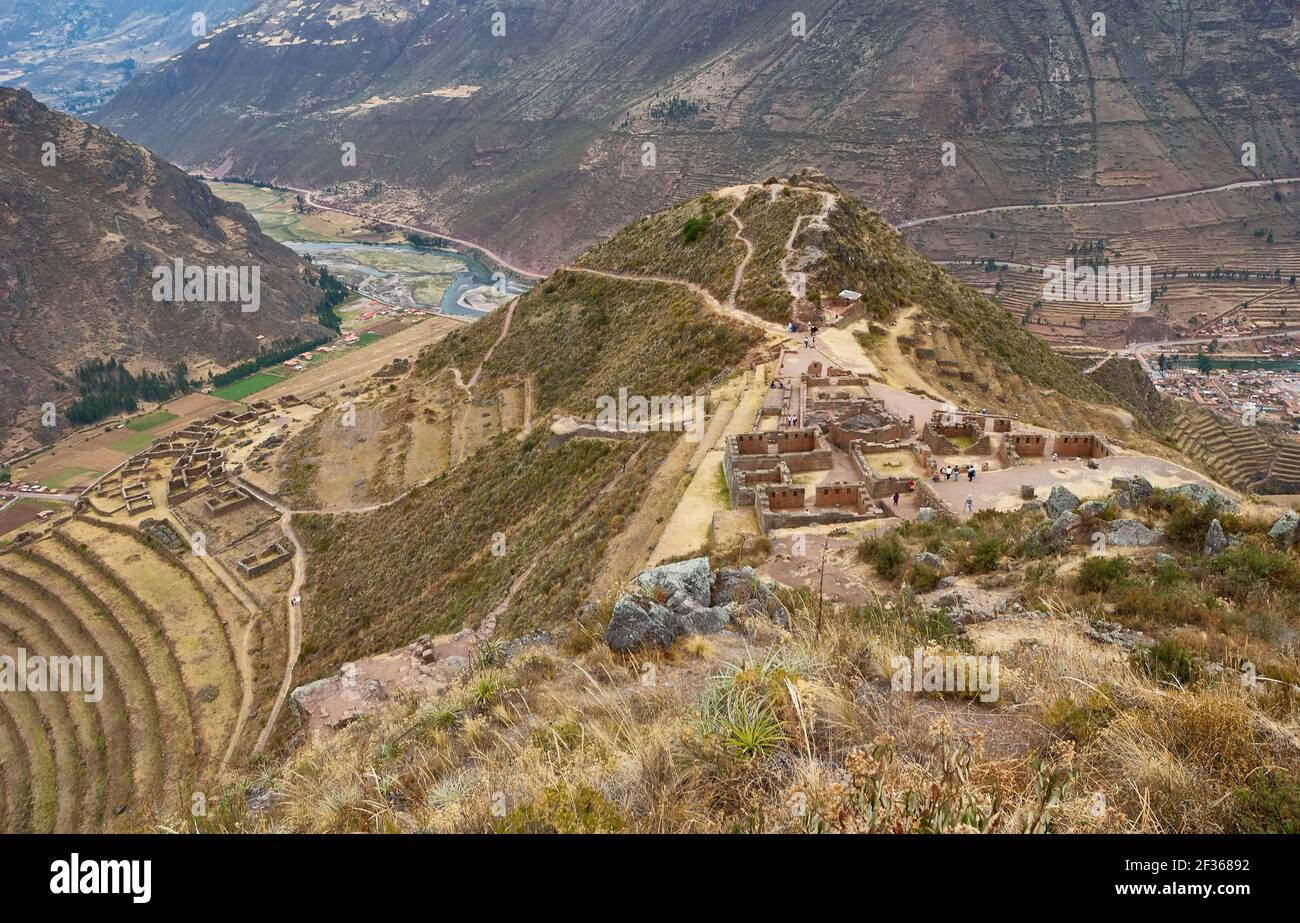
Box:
[937,463,977,483]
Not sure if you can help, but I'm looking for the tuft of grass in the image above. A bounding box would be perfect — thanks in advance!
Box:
[1133,639,1201,687]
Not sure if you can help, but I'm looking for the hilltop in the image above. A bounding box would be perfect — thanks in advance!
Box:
[0,87,330,456]
[278,172,1142,680]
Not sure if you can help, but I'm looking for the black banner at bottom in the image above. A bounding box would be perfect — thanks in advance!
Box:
[0,834,1276,909]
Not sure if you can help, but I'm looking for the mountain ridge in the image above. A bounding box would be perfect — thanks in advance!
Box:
[95,0,1300,273]
[0,86,329,455]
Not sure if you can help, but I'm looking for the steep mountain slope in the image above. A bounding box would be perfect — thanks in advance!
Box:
[95,0,1299,272]
[284,173,1126,682]
[185,183,1300,838]
[0,0,246,114]
[0,87,329,455]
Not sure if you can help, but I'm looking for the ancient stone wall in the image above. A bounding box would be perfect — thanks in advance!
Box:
[1054,432,1111,459]
[1008,433,1047,457]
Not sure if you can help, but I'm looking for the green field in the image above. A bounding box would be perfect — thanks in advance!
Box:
[204,183,322,242]
[126,410,178,432]
[109,430,160,454]
[212,372,283,402]
[346,250,463,274]
[38,466,98,490]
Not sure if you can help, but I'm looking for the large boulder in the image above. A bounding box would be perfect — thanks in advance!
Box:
[1171,483,1236,512]
[665,588,732,631]
[605,596,679,652]
[1045,485,1080,519]
[1268,511,1299,548]
[711,566,759,606]
[1203,519,1229,557]
[915,551,946,572]
[712,566,791,627]
[633,557,712,607]
[1107,519,1163,548]
[1127,475,1153,504]
[915,507,939,525]
[1048,510,1082,538]
[1079,500,1108,517]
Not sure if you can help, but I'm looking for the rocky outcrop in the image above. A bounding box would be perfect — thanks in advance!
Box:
[915,551,945,572]
[1268,512,1299,549]
[1128,476,1154,504]
[1107,519,1163,548]
[606,559,789,651]
[712,566,791,628]
[632,557,713,607]
[1045,485,1080,519]
[605,597,680,652]
[1204,519,1229,557]
[1048,511,1082,539]
[1171,483,1236,512]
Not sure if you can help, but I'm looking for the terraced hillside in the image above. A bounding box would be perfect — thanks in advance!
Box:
[291,268,760,679]
[0,514,280,832]
[912,184,1300,346]
[1164,404,1300,495]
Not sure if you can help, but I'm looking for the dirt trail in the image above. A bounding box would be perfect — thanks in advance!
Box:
[440,287,522,398]
[898,176,1300,229]
[230,479,304,756]
[779,190,837,301]
[237,291,528,743]
[723,188,759,308]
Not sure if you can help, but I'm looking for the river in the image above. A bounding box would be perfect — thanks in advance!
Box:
[284,241,530,318]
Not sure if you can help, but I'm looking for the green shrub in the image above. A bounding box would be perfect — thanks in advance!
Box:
[1133,639,1201,686]
[1231,769,1300,833]
[968,536,1005,573]
[681,215,711,243]
[1043,689,1117,743]
[859,533,907,580]
[493,784,626,833]
[908,564,940,593]
[1076,555,1130,593]
[721,693,787,759]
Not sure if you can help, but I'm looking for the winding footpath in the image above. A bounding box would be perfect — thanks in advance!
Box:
[567,183,827,340]
[898,176,1300,229]
[237,287,530,742]
[241,174,1297,742]
[231,478,304,755]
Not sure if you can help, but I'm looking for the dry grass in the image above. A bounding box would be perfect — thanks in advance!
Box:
[175,568,1297,834]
